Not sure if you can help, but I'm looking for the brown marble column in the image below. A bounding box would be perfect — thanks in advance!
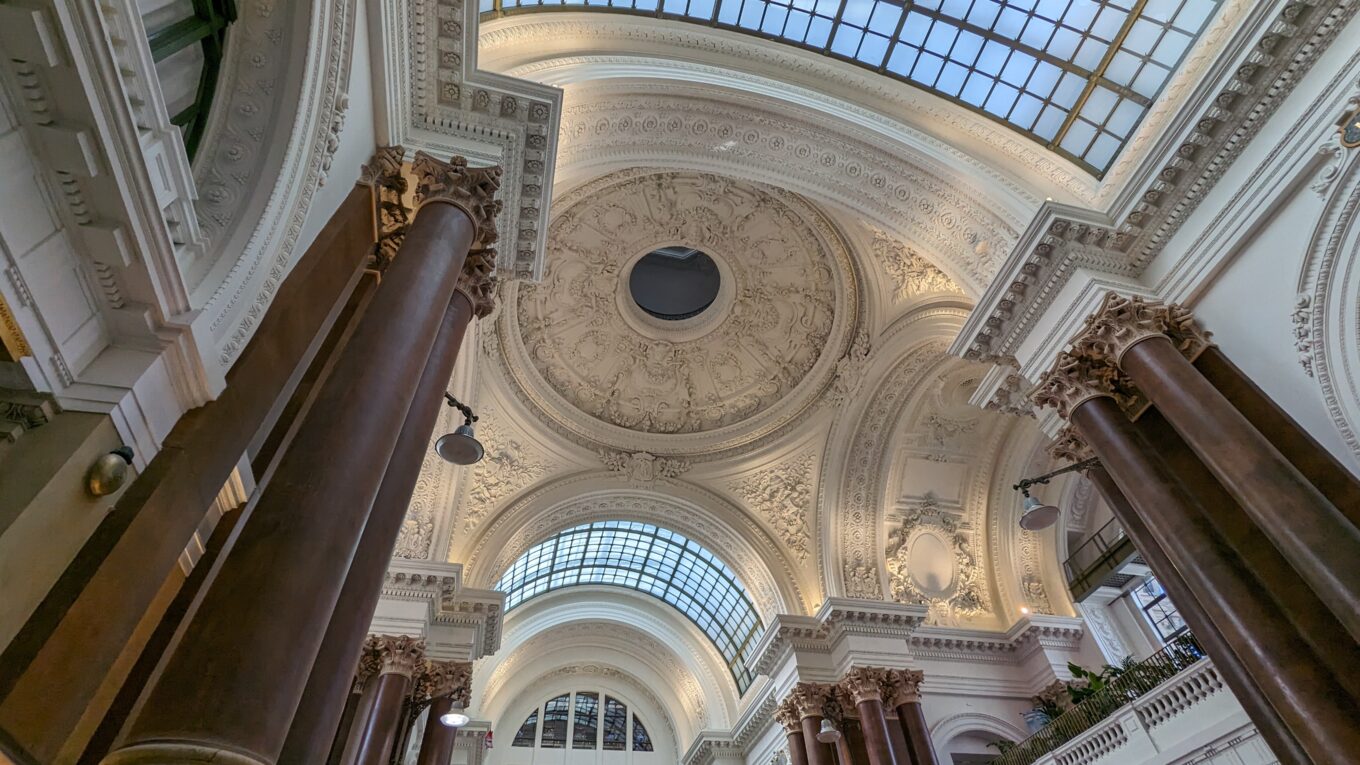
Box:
[1080,458,1309,765]
[887,671,936,765]
[790,683,836,765]
[102,150,500,765]
[341,636,425,765]
[840,668,896,765]
[777,699,810,765]
[1033,355,1360,765]
[281,241,491,761]
[1078,295,1360,643]
[414,660,473,765]
[326,677,369,765]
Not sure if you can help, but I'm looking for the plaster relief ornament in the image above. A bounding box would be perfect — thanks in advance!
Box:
[600,450,690,484]
[729,453,815,560]
[515,171,838,435]
[461,419,552,532]
[885,494,986,624]
[871,230,961,302]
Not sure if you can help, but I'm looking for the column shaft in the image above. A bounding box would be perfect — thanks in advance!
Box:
[281,292,474,761]
[854,698,896,765]
[1084,467,1309,765]
[786,730,810,765]
[1073,395,1360,764]
[104,201,476,764]
[1121,336,1360,641]
[800,716,835,765]
[342,672,411,765]
[893,703,935,765]
[416,696,458,765]
[327,686,365,765]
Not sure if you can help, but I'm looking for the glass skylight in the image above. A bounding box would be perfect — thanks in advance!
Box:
[482,0,1221,174]
[495,520,764,691]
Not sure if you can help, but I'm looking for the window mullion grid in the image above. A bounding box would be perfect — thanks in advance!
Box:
[900,1,1095,83]
[875,0,916,73]
[1049,0,1149,150]
[820,0,850,54]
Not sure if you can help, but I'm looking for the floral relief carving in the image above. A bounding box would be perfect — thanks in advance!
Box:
[461,419,552,532]
[729,453,815,561]
[516,171,837,434]
[827,330,872,408]
[600,450,691,485]
[870,230,962,301]
[885,494,986,624]
[1018,530,1053,615]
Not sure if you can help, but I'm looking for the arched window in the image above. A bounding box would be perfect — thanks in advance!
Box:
[512,691,656,753]
[495,520,765,691]
[481,0,1223,174]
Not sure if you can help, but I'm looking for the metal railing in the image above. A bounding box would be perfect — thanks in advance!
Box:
[1062,517,1138,602]
[992,634,1206,765]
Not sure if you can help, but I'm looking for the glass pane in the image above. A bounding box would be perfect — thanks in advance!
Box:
[632,714,654,752]
[481,0,1223,173]
[572,692,599,749]
[603,697,628,751]
[541,694,570,748]
[495,521,765,692]
[512,710,538,747]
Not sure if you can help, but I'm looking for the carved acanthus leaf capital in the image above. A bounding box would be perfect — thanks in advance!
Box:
[1070,294,1213,366]
[456,247,499,318]
[774,698,802,733]
[361,145,410,272]
[1048,426,1094,463]
[788,681,835,719]
[364,634,426,678]
[411,151,503,248]
[840,666,892,704]
[414,659,473,705]
[887,669,926,706]
[359,145,405,187]
[1030,351,1128,420]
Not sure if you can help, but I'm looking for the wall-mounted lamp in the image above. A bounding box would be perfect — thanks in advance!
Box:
[435,393,484,465]
[439,709,471,728]
[1013,457,1100,531]
[86,446,134,497]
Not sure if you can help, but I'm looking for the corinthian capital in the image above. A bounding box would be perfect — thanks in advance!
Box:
[774,698,802,733]
[411,151,502,248]
[414,659,473,705]
[456,246,498,318]
[840,666,892,704]
[359,145,405,187]
[887,669,926,706]
[1030,351,1127,420]
[788,682,834,719]
[364,634,426,678]
[1071,293,1213,365]
[1048,425,1094,463]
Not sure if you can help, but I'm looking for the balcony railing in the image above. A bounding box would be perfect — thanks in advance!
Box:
[1062,518,1140,602]
[993,634,1207,765]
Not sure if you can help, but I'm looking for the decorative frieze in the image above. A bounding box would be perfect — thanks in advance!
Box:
[601,450,691,485]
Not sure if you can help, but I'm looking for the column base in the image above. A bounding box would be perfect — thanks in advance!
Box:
[102,742,270,765]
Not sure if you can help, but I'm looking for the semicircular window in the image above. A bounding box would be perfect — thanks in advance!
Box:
[481,0,1222,175]
[495,520,764,692]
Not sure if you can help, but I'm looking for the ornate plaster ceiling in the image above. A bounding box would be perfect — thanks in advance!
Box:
[497,168,858,455]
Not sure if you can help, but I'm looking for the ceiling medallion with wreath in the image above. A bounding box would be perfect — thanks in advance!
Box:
[507,170,851,443]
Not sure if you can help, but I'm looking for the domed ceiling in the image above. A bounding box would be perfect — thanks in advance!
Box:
[497,168,858,454]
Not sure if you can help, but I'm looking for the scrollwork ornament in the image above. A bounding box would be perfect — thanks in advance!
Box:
[840,666,892,704]
[364,634,426,678]
[788,682,834,719]
[887,669,926,706]
[410,151,503,248]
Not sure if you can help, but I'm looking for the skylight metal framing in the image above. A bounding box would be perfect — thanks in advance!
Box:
[495,520,764,692]
[481,0,1221,175]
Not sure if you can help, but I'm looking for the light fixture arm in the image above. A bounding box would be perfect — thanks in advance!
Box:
[443,393,478,427]
[1013,457,1100,496]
